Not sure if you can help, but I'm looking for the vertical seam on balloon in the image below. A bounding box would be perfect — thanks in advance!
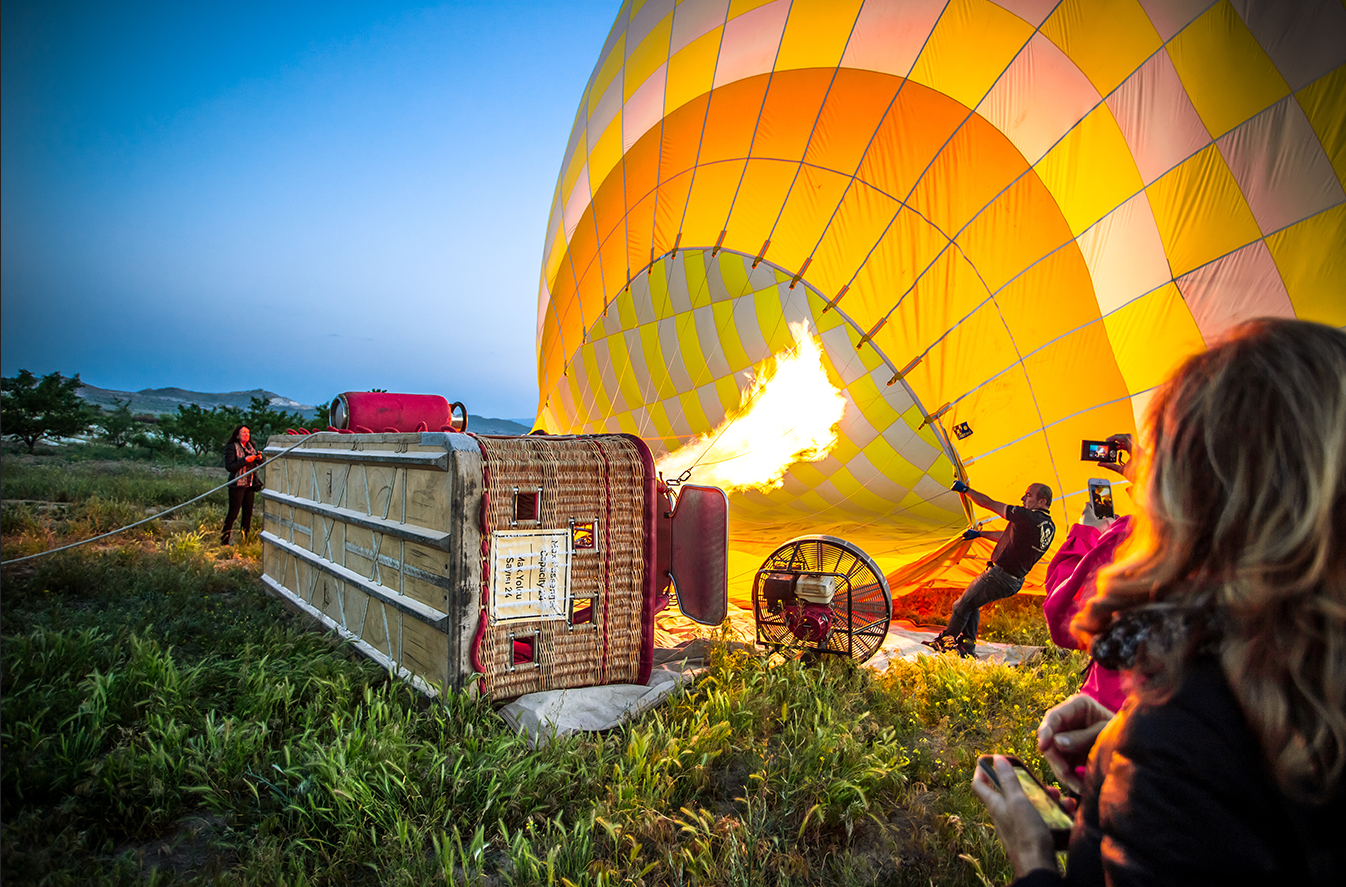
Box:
[672,3,736,249]
[718,1,795,239]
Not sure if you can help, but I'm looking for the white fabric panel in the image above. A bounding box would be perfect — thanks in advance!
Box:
[670,0,730,56]
[1175,240,1295,344]
[991,0,1057,28]
[1078,191,1174,315]
[625,0,675,59]
[587,75,624,152]
[1135,0,1218,42]
[838,397,882,450]
[593,338,630,414]
[713,0,790,88]
[869,365,915,415]
[692,305,732,378]
[1230,0,1346,91]
[656,317,695,394]
[624,63,667,150]
[839,0,947,77]
[665,259,693,314]
[562,161,591,240]
[660,394,694,438]
[821,323,870,384]
[731,292,771,364]
[696,382,727,425]
[1216,95,1346,235]
[844,451,911,500]
[982,33,1102,166]
[1106,49,1211,185]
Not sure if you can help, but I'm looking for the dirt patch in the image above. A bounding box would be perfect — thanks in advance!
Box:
[116,813,237,881]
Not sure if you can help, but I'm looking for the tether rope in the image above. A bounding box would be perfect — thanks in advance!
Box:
[0,434,320,566]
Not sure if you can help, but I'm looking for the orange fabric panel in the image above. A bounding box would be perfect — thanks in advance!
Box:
[890,292,1017,417]
[658,93,711,186]
[698,75,771,165]
[844,208,954,336]
[623,192,657,275]
[590,170,630,253]
[768,165,852,270]
[805,178,903,299]
[855,80,969,200]
[993,242,1101,359]
[1020,321,1129,427]
[621,121,663,207]
[957,170,1076,293]
[652,167,696,253]
[751,69,833,162]
[908,113,1030,240]
[1145,144,1262,277]
[804,69,903,175]
[722,158,799,254]
[679,159,748,249]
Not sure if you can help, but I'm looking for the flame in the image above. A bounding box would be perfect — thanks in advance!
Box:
[657,324,846,492]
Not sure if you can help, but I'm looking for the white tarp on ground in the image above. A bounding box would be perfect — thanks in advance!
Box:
[499,630,1043,746]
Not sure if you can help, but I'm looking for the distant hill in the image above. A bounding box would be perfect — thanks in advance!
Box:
[76,382,530,434]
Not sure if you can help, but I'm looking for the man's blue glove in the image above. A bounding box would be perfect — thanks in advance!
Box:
[951,480,970,494]
[962,528,981,540]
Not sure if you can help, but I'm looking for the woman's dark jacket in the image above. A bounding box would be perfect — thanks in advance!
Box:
[224,441,259,487]
[1016,657,1344,886]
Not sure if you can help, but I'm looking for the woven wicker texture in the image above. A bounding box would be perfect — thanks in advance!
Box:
[475,435,649,699]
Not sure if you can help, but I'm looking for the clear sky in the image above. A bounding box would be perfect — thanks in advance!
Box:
[2,1,615,420]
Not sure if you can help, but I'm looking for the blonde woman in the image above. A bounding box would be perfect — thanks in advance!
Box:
[975,318,1345,885]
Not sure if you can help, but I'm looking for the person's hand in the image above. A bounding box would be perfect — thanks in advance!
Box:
[1036,694,1115,794]
[1077,500,1113,530]
[972,756,1059,879]
[962,528,981,540]
[1096,433,1134,479]
[951,480,970,494]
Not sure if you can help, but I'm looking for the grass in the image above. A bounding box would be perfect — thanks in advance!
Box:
[2,444,1087,886]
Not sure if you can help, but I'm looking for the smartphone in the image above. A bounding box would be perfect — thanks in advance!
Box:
[1088,478,1114,520]
[1080,439,1117,462]
[978,755,1073,850]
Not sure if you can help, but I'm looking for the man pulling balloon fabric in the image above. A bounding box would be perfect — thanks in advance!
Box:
[923,482,1057,657]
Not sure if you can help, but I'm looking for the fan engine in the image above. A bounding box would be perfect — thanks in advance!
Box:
[753,536,893,664]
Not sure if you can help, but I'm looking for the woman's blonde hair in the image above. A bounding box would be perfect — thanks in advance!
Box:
[1075,318,1346,802]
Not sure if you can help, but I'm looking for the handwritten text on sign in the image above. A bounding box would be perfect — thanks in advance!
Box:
[489,530,571,622]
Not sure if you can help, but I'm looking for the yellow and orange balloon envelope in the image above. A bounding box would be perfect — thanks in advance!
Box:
[534,0,1346,598]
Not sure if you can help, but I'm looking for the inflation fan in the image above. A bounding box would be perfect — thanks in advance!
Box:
[753,536,892,664]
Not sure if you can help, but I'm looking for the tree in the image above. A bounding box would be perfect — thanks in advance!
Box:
[96,396,138,448]
[1,370,98,453]
[158,403,242,456]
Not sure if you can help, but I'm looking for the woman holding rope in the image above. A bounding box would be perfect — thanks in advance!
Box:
[221,424,263,546]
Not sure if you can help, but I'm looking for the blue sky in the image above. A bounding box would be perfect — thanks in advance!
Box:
[2,1,615,419]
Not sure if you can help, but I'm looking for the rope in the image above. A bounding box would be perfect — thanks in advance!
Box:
[0,434,320,566]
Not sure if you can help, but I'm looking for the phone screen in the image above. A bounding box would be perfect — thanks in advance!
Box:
[1012,767,1074,830]
[1089,480,1114,520]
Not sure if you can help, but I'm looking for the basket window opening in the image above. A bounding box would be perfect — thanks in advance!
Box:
[514,488,540,523]
[512,635,536,665]
[570,597,594,626]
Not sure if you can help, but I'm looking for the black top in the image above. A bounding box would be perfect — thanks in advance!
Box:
[993,505,1056,578]
[224,441,258,487]
[1013,657,1345,886]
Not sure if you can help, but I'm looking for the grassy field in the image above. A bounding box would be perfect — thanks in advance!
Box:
[1,443,1085,886]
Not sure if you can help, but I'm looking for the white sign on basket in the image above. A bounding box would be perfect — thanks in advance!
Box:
[489,530,572,622]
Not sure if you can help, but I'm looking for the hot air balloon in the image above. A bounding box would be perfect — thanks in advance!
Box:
[534,0,1346,595]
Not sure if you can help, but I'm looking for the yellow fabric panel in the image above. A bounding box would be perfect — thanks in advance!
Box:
[625,12,673,101]
[960,430,1053,503]
[616,287,638,331]
[944,358,1040,460]
[728,0,776,19]
[860,434,923,490]
[684,251,711,308]
[768,165,851,272]
[675,311,713,389]
[775,0,863,71]
[923,455,955,488]
[588,115,626,195]
[1102,282,1205,393]
[699,76,769,165]
[846,374,900,433]
[752,70,833,162]
[652,170,696,254]
[895,490,960,526]
[994,242,1101,358]
[543,226,567,292]
[588,33,627,116]
[710,299,751,372]
[786,461,828,489]
[1033,104,1144,237]
[724,159,798,255]
[1265,203,1346,327]
[717,250,754,299]
[856,81,969,201]
[908,0,1035,111]
[828,431,862,467]
[1296,67,1346,190]
[644,398,671,438]
[580,343,613,420]
[1020,322,1129,426]
[637,322,675,400]
[677,389,710,434]
[805,69,902,176]
[614,411,640,435]
[957,171,1076,294]
[807,179,903,300]
[681,160,747,251]
[665,25,722,114]
[598,239,630,318]
[603,330,643,413]
[560,148,587,211]
[1146,144,1262,277]
[1167,0,1288,139]
[714,373,745,414]
[753,287,792,354]
[647,256,672,317]
[1040,0,1161,97]
[908,113,1029,241]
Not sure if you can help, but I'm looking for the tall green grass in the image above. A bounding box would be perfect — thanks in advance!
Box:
[3,445,1087,885]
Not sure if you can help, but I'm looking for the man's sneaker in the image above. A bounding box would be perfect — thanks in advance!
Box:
[953,639,977,659]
